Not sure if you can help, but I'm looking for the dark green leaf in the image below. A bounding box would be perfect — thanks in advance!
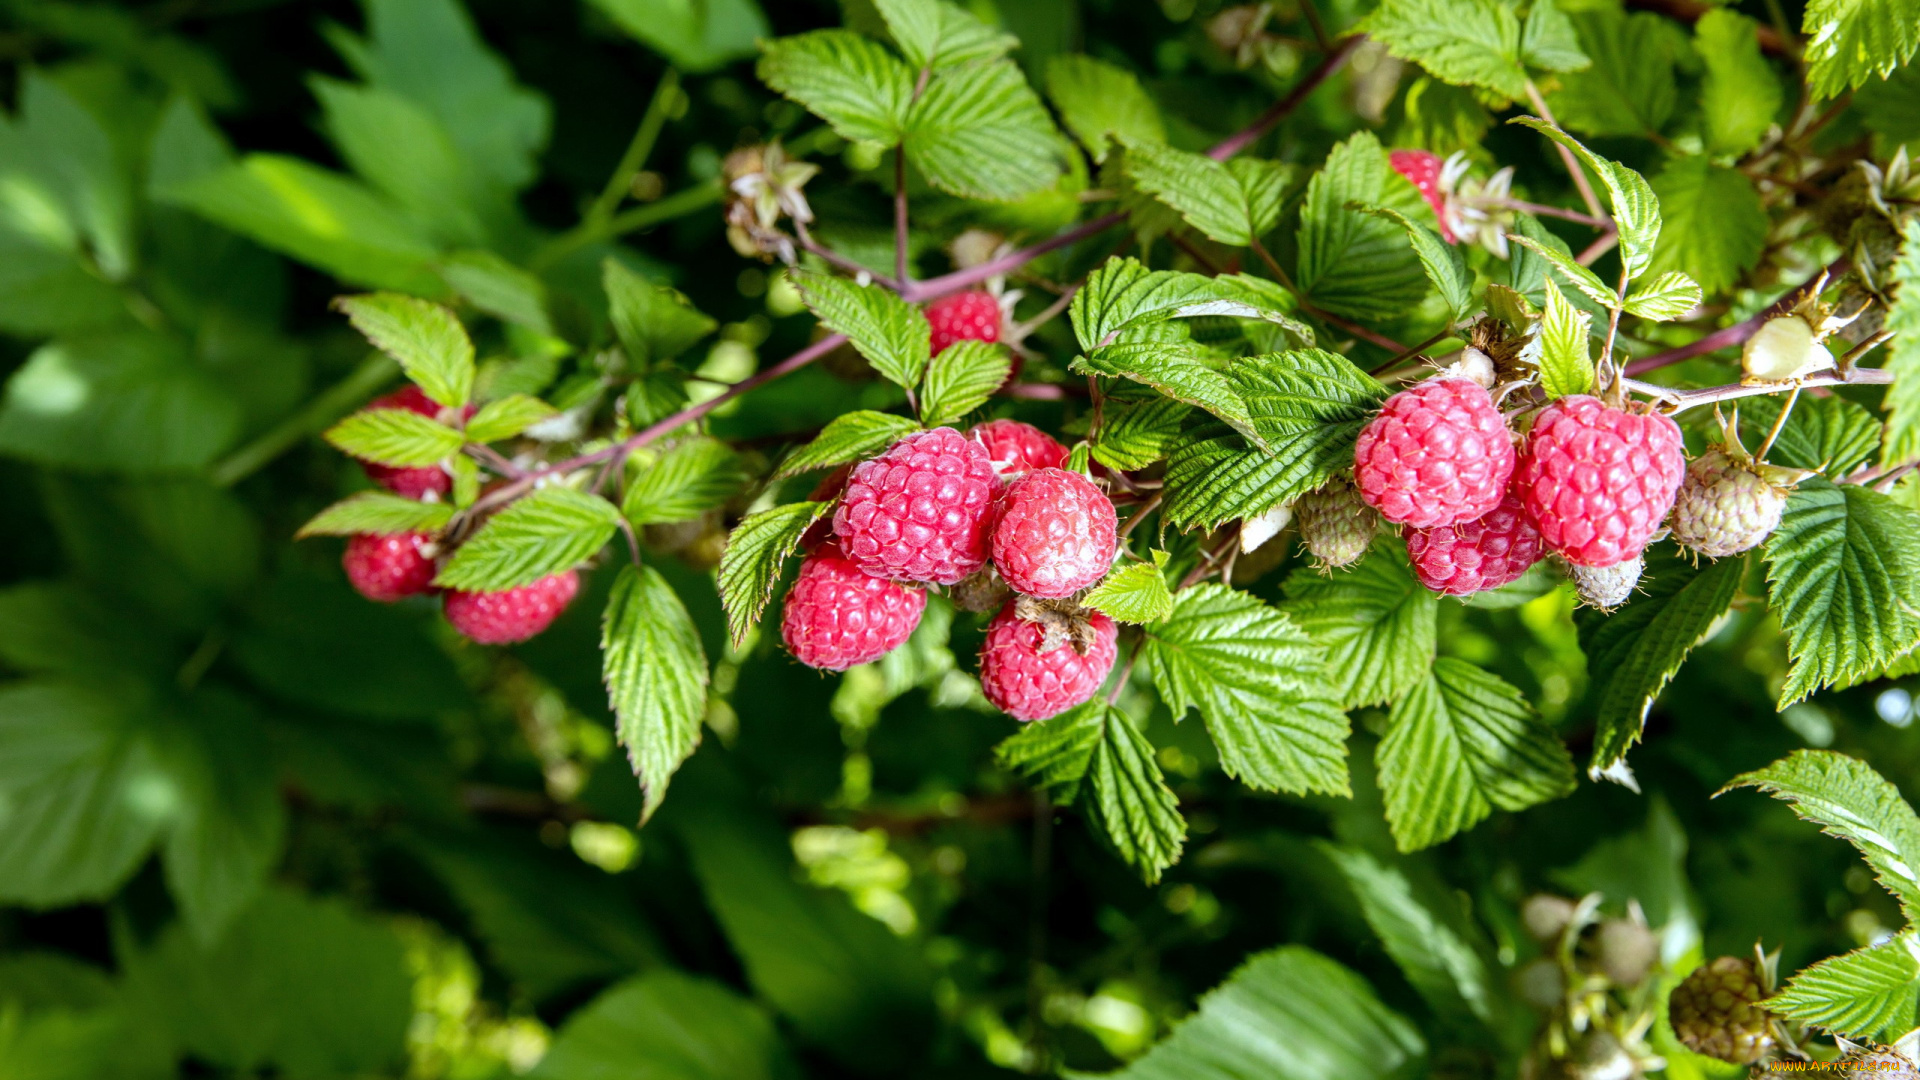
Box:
[623,437,749,525]
[1801,0,1920,98]
[530,969,798,1080]
[873,0,1015,70]
[791,270,930,389]
[585,0,768,72]
[1770,938,1920,1041]
[1545,9,1680,138]
[604,565,709,823]
[905,59,1064,202]
[1319,843,1495,1022]
[434,486,623,592]
[1282,543,1437,710]
[919,340,1010,428]
[1295,132,1430,321]
[1357,0,1526,99]
[1698,9,1784,156]
[604,257,717,368]
[1644,158,1766,296]
[1045,54,1164,163]
[717,501,831,645]
[1726,750,1920,922]
[756,30,913,146]
[1358,204,1472,320]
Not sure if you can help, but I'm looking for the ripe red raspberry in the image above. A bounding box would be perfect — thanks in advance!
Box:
[1403,489,1544,596]
[926,290,1002,356]
[360,385,472,500]
[781,544,927,671]
[978,604,1118,722]
[1353,376,1515,529]
[1668,448,1789,558]
[992,468,1118,598]
[443,570,579,644]
[343,532,438,602]
[833,427,1000,585]
[1389,149,1456,242]
[970,419,1068,479]
[1515,395,1685,568]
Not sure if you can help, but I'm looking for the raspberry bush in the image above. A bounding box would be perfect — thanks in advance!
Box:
[7,0,1920,1076]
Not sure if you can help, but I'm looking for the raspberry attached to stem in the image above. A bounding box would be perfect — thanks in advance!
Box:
[1515,395,1685,569]
[1403,488,1544,596]
[991,468,1118,598]
[781,544,927,671]
[444,571,580,644]
[1353,375,1516,529]
[833,427,1001,585]
[343,532,438,603]
[977,601,1118,722]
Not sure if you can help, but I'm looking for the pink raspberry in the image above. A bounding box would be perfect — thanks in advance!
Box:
[781,544,927,671]
[1403,489,1544,596]
[833,427,1000,585]
[970,419,1068,479]
[1353,376,1515,529]
[443,570,579,644]
[343,532,438,602]
[926,290,1003,356]
[360,385,472,500]
[978,604,1118,722]
[991,468,1118,598]
[1389,149,1455,242]
[1515,395,1685,568]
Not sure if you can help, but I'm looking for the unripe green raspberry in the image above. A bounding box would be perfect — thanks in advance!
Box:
[1668,956,1776,1065]
[1521,893,1576,943]
[1841,1047,1920,1079]
[1570,554,1642,611]
[1295,475,1379,569]
[1593,918,1658,986]
[1669,448,1790,558]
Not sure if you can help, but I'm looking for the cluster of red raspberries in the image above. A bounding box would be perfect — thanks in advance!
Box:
[340,386,579,644]
[783,418,1122,723]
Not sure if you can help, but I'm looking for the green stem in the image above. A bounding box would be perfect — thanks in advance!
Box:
[586,68,681,229]
[209,354,398,487]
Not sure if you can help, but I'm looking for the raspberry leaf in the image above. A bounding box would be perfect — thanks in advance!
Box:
[997,700,1186,882]
[1619,270,1701,321]
[1727,750,1920,923]
[1742,393,1883,475]
[1317,843,1496,1024]
[1506,233,1617,310]
[1045,55,1164,164]
[1357,205,1472,322]
[1121,138,1292,247]
[603,259,717,368]
[1801,0,1920,99]
[603,564,709,824]
[1282,543,1437,711]
[435,487,623,592]
[1295,132,1431,321]
[1511,118,1662,278]
[717,500,832,645]
[904,60,1064,202]
[297,491,455,538]
[1356,0,1528,100]
[1519,0,1590,72]
[1533,277,1594,399]
[1083,558,1173,624]
[1576,549,1745,782]
[335,293,474,408]
[439,249,552,335]
[324,407,465,467]
[1768,937,1920,1042]
[1881,219,1920,468]
[873,0,1015,71]
[1697,10,1783,156]
[1092,390,1191,471]
[756,30,914,146]
[1162,349,1387,529]
[464,393,557,443]
[622,437,749,525]
[533,970,797,1078]
[1090,946,1425,1080]
[1644,159,1768,295]
[1377,657,1576,852]
[918,340,1010,428]
[791,270,930,389]
[1073,340,1261,449]
[1763,480,1920,705]
[1142,584,1350,796]
[772,410,922,480]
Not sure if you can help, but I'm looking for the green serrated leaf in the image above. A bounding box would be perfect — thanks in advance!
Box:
[603,564,709,823]
[1802,0,1920,99]
[1072,341,1260,449]
[622,437,749,525]
[435,487,622,592]
[451,454,481,509]
[756,30,913,146]
[717,501,831,645]
[1511,118,1662,279]
[296,491,454,538]
[920,340,1011,428]
[1743,393,1883,476]
[1507,233,1617,310]
[1520,0,1589,72]
[1083,560,1173,623]
[1093,391,1191,471]
[1545,9,1681,139]
[335,293,474,408]
[1143,584,1349,796]
[1122,139,1292,247]
[1698,9,1784,156]
[1763,480,1920,705]
[440,250,553,335]
[1296,132,1430,321]
[1068,257,1313,349]
[873,0,1016,70]
[791,270,931,389]
[1771,937,1920,1041]
[1535,277,1594,399]
[1318,843,1495,1022]
[1621,271,1702,321]
[905,59,1064,202]
[1046,55,1165,163]
[1379,657,1576,852]
[1357,0,1526,99]
[1162,349,1387,529]
[997,698,1104,805]
[1645,158,1767,296]
[774,410,922,480]
[1576,550,1744,780]
[324,407,465,467]
[1883,220,1920,467]
[603,258,717,368]
[465,393,557,443]
[1282,543,1437,711]
[1359,204,1472,321]
[1727,750,1920,923]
